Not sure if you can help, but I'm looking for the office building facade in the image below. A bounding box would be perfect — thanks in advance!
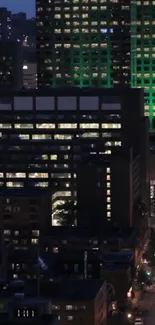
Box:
[0,7,12,41]
[23,62,37,89]
[46,280,107,325]
[36,0,136,88]
[0,42,23,89]
[77,148,141,228]
[0,88,148,226]
[36,0,155,129]
[0,189,51,230]
[136,1,155,128]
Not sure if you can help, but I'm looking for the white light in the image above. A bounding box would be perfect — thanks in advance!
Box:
[23,65,28,70]
[127,313,132,319]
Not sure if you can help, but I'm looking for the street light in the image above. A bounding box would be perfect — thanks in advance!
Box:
[127,313,132,319]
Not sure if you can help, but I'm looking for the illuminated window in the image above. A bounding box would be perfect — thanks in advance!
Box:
[6,182,24,187]
[50,154,57,160]
[101,123,121,129]
[34,182,48,187]
[6,173,26,178]
[80,123,99,129]
[52,191,71,199]
[32,230,40,236]
[54,134,72,140]
[32,134,51,139]
[58,124,77,129]
[14,124,33,129]
[19,134,30,140]
[29,173,48,178]
[36,123,55,129]
[0,124,12,129]
[31,238,39,244]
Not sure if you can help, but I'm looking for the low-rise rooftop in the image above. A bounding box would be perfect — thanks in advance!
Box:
[41,279,105,301]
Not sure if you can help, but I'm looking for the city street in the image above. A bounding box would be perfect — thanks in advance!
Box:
[137,265,155,325]
[138,291,155,325]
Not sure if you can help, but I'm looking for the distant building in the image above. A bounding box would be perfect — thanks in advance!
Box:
[0,283,58,325]
[2,226,141,281]
[0,189,51,231]
[42,280,107,325]
[49,251,134,304]
[12,14,36,48]
[23,63,37,89]
[0,42,23,89]
[23,50,37,89]
[0,8,12,41]
[149,154,155,228]
[36,0,136,88]
[77,148,140,228]
[41,226,138,253]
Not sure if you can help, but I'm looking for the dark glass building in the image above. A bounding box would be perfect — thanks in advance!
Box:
[0,7,12,41]
[0,88,149,226]
[36,0,136,88]
[136,1,155,128]
[0,42,23,90]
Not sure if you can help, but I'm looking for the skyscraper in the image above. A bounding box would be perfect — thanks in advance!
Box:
[0,7,12,41]
[0,42,23,89]
[36,1,155,129]
[0,87,149,225]
[36,0,137,89]
[136,1,155,128]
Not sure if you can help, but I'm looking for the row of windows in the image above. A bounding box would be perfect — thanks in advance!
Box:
[4,229,39,236]
[0,134,119,140]
[0,123,121,129]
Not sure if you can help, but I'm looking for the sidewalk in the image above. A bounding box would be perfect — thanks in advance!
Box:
[131,297,139,307]
[130,287,144,308]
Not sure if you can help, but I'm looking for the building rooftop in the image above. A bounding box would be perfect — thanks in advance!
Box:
[0,87,144,97]
[11,297,50,307]
[0,279,105,301]
[0,314,57,325]
[41,279,105,301]
[100,251,134,262]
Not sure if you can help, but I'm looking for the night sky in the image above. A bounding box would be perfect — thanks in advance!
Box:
[0,0,35,18]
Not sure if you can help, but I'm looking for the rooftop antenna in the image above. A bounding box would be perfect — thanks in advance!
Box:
[84,251,88,279]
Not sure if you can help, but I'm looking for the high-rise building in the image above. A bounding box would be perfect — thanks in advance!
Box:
[23,62,37,89]
[0,7,12,41]
[35,0,155,129]
[23,50,37,89]
[136,1,155,128]
[0,42,23,89]
[77,148,141,228]
[12,14,36,47]
[36,0,137,88]
[0,88,149,226]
